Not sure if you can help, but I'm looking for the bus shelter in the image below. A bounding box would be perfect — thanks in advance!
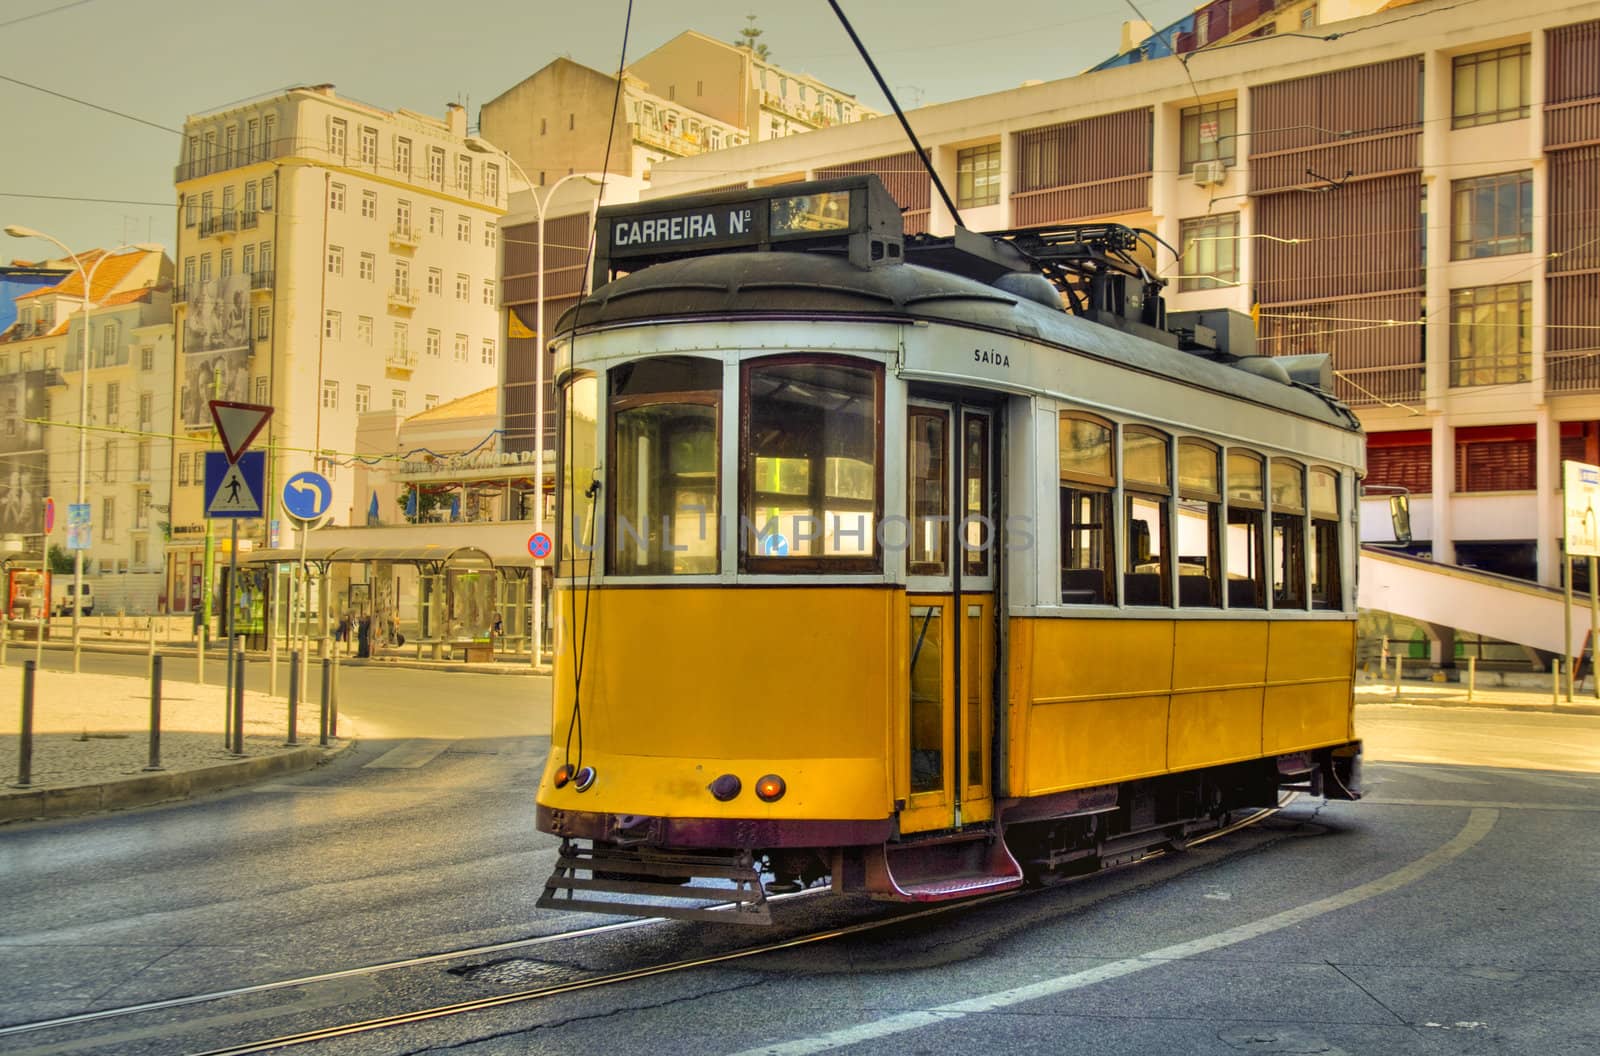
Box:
[245,525,537,661]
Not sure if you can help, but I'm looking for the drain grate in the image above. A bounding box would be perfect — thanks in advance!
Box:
[449,958,590,986]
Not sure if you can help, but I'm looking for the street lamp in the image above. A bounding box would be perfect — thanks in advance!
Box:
[465,139,600,668]
[5,225,160,672]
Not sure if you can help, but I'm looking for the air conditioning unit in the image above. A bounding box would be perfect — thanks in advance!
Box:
[1192,160,1228,186]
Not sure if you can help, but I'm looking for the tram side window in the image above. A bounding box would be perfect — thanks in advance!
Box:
[1309,467,1342,609]
[557,372,599,578]
[1177,439,1222,606]
[907,407,949,576]
[1226,451,1266,608]
[1059,413,1115,604]
[609,356,721,575]
[1123,428,1171,606]
[742,358,882,572]
[1271,460,1307,609]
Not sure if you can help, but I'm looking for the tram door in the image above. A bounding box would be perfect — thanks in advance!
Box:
[902,400,996,834]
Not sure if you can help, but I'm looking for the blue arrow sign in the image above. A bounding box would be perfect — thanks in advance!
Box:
[282,471,333,523]
[204,451,266,519]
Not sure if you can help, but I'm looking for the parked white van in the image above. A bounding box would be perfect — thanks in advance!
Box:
[51,582,94,617]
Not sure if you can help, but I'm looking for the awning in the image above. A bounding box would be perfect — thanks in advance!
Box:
[243,521,542,568]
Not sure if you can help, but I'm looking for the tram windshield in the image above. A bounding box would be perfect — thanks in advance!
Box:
[557,373,599,577]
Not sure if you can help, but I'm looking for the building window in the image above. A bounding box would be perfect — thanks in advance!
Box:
[395,136,412,174]
[324,310,341,340]
[361,190,377,219]
[393,321,408,354]
[328,118,346,156]
[177,452,190,485]
[259,241,273,271]
[1180,99,1237,172]
[393,260,410,294]
[261,174,275,210]
[185,196,198,227]
[485,164,500,199]
[327,245,344,276]
[183,256,196,290]
[454,333,468,361]
[138,391,153,426]
[322,379,338,409]
[481,338,496,364]
[1178,213,1240,292]
[255,306,270,340]
[455,273,469,301]
[1450,282,1532,387]
[103,440,117,482]
[140,347,153,372]
[1451,171,1532,259]
[484,222,496,248]
[1366,430,1432,494]
[397,199,412,234]
[242,244,255,277]
[482,279,495,306]
[956,142,1001,209]
[428,208,444,235]
[357,315,373,346]
[1456,425,1535,491]
[102,497,115,540]
[428,268,442,295]
[426,329,441,357]
[424,394,440,410]
[428,147,445,184]
[219,248,234,278]
[355,385,371,413]
[254,376,268,403]
[133,538,148,568]
[359,251,375,281]
[392,389,407,410]
[199,254,212,284]
[359,125,377,165]
[329,182,345,211]
[456,155,471,190]
[457,214,471,242]
[1453,44,1531,129]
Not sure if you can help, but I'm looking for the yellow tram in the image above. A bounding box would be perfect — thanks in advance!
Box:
[537,176,1362,922]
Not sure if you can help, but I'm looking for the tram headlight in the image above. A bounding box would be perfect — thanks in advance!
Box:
[574,766,598,792]
[755,774,786,803]
[709,774,742,801]
[552,764,574,789]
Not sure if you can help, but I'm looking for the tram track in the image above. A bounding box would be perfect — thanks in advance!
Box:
[2,797,1293,1056]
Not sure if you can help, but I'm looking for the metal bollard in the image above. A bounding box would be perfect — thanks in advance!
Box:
[319,658,331,747]
[197,625,206,684]
[36,614,45,668]
[285,650,300,747]
[145,654,164,771]
[1553,659,1562,708]
[1467,656,1477,703]
[231,651,246,756]
[13,659,35,788]
[147,618,156,679]
[1393,655,1403,700]
[1,613,7,668]
[330,648,340,739]
[1380,635,1389,678]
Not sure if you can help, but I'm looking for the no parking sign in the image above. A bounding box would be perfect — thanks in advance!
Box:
[528,532,552,560]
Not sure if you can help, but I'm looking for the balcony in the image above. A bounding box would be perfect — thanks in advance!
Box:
[173,285,189,303]
[386,287,418,312]
[389,226,420,250]
[386,347,417,376]
[174,136,294,182]
[198,211,238,239]
[240,210,260,230]
[249,270,274,291]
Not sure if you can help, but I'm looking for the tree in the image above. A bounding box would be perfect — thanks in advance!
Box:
[47,544,73,575]
[735,14,770,61]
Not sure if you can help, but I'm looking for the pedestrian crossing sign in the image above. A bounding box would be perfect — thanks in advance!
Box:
[204,450,266,519]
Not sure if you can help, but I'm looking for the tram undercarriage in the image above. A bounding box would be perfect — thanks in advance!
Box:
[536,744,1361,925]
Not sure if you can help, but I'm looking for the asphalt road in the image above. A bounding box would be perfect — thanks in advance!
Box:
[0,696,1595,1055]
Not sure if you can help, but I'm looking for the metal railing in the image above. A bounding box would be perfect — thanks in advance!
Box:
[249,270,274,290]
[386,287,418,308]
[386,347,417,370]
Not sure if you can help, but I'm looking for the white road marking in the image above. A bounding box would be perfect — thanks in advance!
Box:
[727,809,1498,1056]
[363,740,449,769]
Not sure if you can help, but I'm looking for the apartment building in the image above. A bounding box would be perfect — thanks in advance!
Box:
[0,247,172,610]
[640,0,1600,600]
[166,85,509,613]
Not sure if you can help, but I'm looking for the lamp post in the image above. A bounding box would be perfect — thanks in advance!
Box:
[5,226,160,672]
[465,140,599,669]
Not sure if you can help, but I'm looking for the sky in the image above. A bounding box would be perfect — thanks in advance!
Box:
[0,0,1195,258]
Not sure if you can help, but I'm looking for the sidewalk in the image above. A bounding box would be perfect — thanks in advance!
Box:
[0,662,350,824]
[1356,672,1600,716]
[22,637,547,677]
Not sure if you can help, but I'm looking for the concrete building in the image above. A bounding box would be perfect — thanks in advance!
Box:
[0,247,172,611]
[166,85,510,615]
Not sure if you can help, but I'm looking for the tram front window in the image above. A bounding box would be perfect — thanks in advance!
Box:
[608,356,721,575]
[743,358,882,572]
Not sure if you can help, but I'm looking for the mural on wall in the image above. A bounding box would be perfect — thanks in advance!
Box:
[179,273,251,429]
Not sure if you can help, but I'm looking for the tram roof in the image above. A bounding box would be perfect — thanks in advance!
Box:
[557,249,1359,432]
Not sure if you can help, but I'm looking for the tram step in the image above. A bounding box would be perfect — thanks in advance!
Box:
[536,841,772,925]
[867,832,1024,902]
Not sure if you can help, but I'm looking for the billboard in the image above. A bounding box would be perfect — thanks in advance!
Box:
[0,369,49,537]
[179,273,251,429]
